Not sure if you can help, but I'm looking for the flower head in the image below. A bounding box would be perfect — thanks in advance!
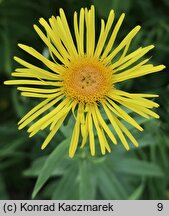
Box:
[5,6,165,157]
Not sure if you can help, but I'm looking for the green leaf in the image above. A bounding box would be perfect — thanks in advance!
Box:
[24,156,71,177]
[128,178,145,200]
[52,163,78,199]
[32,138,70,198]
[79,159,96,199]
[97,164,128,199]
[113,158,164,177]
[23,156,47,177]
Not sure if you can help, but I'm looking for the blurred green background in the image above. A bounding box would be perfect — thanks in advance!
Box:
[0,0,169,200]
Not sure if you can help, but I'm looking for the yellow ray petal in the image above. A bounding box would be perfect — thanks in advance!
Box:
[94,10,114,57]
[80,106,89,148]
[69,107,81,158]
[78,8,85,55]
[101,13,125,60]
[113,116,138,147]
[80,104,86,138]
[59,9,78,57]
[4,79,63,87]
[12,72,60,81]
[114,45,154,72]
[117,40,131,64]
[91,105,111,154]
[39,18,70,63]
[41,115,66,150]
[14,67,61,80]
[100,127,111,153]
[106,98,143,131]
[20,91,63,98]
[112,89,159,98]
[121,101,160,119]
[103,25,141,65]
[91,108,106,155]
[111,47,143,70]
[50,101,77,131]
[85,6,95,56]
[87,112,95,156]
[121,103,150,119]
[109,92,158,109]
[94,104,117,144]
[34,24,68,64]
[113,64,165,83]
[18,97,52,125]
[79,103,88,147]
[74,12,80,52]
[111,89,159,108]
[42,101,73,131]
[18,44,64,74]
[18,94,64,130]
[27,97,71,133]
[17,87,61,94]
[102,103,130,150]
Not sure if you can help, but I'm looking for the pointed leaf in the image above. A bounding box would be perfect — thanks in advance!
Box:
[113,158,164,177]
[32,138,70,198]
[128,178,145,200]
[52,164,78,199]
[79,159,96,199]
[97,165,128,199]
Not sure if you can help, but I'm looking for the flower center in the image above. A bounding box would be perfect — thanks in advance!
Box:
[63,57,112,103]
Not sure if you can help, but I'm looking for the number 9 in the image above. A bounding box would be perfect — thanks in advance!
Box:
[157,203,163,211]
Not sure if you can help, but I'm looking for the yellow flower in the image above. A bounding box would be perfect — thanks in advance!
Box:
[5,6,165,158]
